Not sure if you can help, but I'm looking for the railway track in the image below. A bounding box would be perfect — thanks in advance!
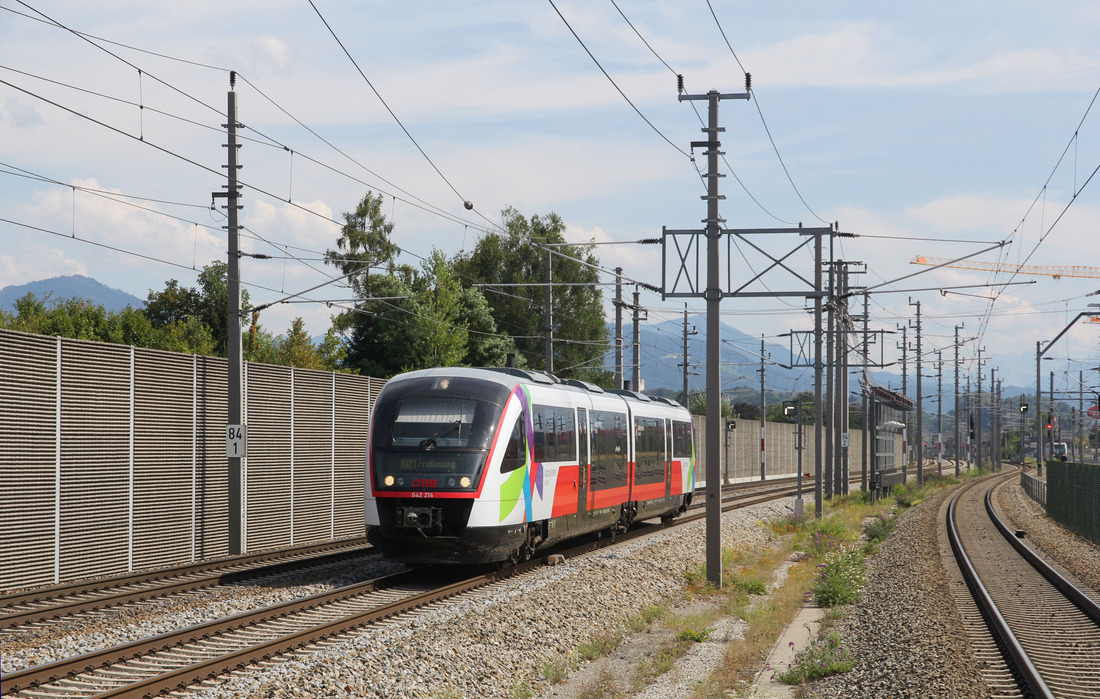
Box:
[0,538,377,632]
[947,470,1100,698]
[0,478,798,634]
[2,482,798,699]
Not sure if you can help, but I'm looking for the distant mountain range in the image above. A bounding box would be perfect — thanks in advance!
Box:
[618,315,903,396]
[0,275,144,314]
[0,276,1057,400]
[617,315,1042,401]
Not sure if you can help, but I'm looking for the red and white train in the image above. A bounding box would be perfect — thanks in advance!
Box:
[365,367,696,564]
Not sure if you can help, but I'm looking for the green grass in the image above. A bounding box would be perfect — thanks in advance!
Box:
[862,513,896,544]
[810,546,865,607]
[676,627,713,643]
[774,631,854,684]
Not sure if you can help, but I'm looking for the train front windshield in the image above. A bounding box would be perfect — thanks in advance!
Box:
[371,376,510,492]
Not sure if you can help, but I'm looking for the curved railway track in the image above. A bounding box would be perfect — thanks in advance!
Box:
[0,538,378,632]
[947,470,1100,698]
[1,481,798,699]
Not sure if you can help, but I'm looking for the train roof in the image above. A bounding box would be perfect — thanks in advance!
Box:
[383,367,683,407]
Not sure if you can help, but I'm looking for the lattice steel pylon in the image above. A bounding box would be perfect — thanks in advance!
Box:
[910,256,1100,279]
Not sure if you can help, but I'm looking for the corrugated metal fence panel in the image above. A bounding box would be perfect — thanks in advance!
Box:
[132,349,196,570]
[59,339,131,581]
[245,363,292,551]
[0,330,59,589]
[1048,462,1100,546]
[292,368,334,545]
[194,356,228,560]
[333,373,373,539]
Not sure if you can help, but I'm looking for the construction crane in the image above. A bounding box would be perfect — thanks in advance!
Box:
[910,256,1100,280]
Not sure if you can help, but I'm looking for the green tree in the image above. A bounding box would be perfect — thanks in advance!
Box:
[325,191,399,299]
[452,207,609,385]
[317,329,352,373]
[328,193,519,378]
[275,317,325,370]
[144,261,247,357]
[410,249,468,369]
[0,292,216,355]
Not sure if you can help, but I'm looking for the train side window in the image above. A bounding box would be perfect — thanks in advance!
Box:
[501,413,527,473]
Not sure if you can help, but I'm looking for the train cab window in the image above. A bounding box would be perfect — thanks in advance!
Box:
[391,397,476,448]
[501,413,527,473]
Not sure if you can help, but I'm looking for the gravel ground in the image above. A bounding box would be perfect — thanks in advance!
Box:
[0,556,406,674]
[802,482,987,699]
[12,471,1097,698]
[182,503,786,699]
[804,469,1100,699]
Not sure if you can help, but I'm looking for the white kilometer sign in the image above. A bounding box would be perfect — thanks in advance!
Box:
[226,424,247,458]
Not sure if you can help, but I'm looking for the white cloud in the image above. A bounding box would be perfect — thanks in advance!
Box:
[4,98,43,128]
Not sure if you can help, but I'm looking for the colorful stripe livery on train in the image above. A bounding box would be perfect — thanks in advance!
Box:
[365,367,696,565]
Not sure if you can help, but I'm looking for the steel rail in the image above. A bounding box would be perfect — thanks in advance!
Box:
[0,540,375,631]
[4,485,801,698]
[984,487,1100,626]
[0,537,370,613]
[0,567,435,695]
[947,474,1055,699]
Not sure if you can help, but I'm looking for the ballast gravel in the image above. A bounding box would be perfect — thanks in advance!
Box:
[9,470,1097,699]
[182,503,785,699]
[0,556,407,674]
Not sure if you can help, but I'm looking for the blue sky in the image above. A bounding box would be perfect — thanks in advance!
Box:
[2,1,1098,391]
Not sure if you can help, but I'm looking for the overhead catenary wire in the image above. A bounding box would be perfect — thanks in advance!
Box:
[703,0,828,226]
[4,5,499,239]
[305,0,500,232]
[608,0,792,225]
[546,0,691,160]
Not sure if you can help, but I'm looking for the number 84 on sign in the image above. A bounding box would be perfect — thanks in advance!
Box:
[226,424,247,458]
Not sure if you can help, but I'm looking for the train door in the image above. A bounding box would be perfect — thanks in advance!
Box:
[577,407,589,516]
[665,418,673,497]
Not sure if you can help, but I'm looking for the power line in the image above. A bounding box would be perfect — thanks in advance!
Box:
[3,7,498,238]
[305,0,496,230]
[546,0,690,159]
[704,0,828,225]
[608,0,791,224]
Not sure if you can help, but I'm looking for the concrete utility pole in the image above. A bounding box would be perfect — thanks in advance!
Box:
[824,259,835,498]
[990,367,997,470]
[1049,371,1055,460]
[544,250,553,373]
[632,288,641,392]
[1036,341,1043,467]
[1080,370,1085,463]
[215,73,245,555]
[954,324,963,476]
[677,85,749,588]
[614,268,624,389]
[681,305,696,404]
[966,375,972,467]
[937,350,943,476]
[897,324,908,477]
[861,292,870,492]
[814,229,824,519]
[996,377,1003,470]
[759,336,766,480]
[981,352,990,473]
[910,299,923,486]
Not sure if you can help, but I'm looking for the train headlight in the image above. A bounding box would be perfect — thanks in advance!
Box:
[384,475,395,487]
[460,476,471,488]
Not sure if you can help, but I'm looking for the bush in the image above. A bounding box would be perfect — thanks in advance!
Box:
[801,517,848,558]
[862,514,896,544]
[676,627,713,643]
[811,546,864,607]
[775,632,854,684]
[892,483,920,508]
